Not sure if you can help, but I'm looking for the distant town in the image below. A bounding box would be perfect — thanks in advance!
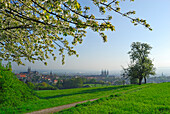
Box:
[16,67,170,88]
[16,67,123,85]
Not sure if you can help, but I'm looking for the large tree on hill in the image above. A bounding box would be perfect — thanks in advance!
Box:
[122,42,155,85]
[0,0,152,65]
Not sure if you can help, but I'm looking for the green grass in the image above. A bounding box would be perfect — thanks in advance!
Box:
[83,84,108,87]
[0,84,145,113]
[57,82,170,114]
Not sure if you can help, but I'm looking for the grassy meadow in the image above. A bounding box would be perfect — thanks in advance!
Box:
[83,84,108,87]
[57,82,170,114]
[1,83,169,114]
[0,84,143,113]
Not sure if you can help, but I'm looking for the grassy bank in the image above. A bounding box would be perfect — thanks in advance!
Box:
[0,84,145,113]
[57,82,170,114]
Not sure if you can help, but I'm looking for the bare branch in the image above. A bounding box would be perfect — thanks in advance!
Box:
[107,0,116,6]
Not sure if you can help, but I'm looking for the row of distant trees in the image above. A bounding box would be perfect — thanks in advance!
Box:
[26,77,114,90]
[57,78,83,89]
[27,82,57,90]
[56,78,110,89]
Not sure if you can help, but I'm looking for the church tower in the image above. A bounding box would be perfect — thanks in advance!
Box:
[101,70,103,76]
[50,71,52,76]
[106,70,109,77]
[28,67,31,74]
[101,69,109,76]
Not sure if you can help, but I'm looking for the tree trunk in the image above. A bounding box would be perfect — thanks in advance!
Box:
[144,77,147,84]
[139,77,143,85]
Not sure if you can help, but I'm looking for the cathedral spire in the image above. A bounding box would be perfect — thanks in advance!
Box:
[28,67,31,74]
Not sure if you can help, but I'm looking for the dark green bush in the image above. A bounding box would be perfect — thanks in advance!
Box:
[27,82,35,90]
[35,82,58,90]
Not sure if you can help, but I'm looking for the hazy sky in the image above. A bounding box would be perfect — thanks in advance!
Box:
[12,0,170,74]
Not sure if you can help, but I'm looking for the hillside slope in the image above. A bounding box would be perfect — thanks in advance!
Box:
[0,84,145,113]
[57,83,170,114]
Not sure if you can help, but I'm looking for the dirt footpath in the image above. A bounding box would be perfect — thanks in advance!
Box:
[26,85,149,114]
[26,98,98,114]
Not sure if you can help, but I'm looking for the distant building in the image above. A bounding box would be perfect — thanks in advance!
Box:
[16,74,26,78]
[50,71,52,76]
[54,80,58,83]
[20,67,39,75]
[101,69,109,77]
[16,74,27,82]
[28,67,31,74]
[18,67,39,82]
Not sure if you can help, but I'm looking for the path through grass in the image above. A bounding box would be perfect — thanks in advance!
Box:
[0,84,145,113]
[57,83,170,114]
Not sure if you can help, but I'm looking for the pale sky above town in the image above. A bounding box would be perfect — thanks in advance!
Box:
[12,0,170,75]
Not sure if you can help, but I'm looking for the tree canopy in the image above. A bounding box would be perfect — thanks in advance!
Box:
[122,42,155,85]
[0,0,152,65]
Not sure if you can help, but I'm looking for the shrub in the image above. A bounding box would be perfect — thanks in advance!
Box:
[35,82,58,90]
[83,85,92,88]
[27,82,35,90]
